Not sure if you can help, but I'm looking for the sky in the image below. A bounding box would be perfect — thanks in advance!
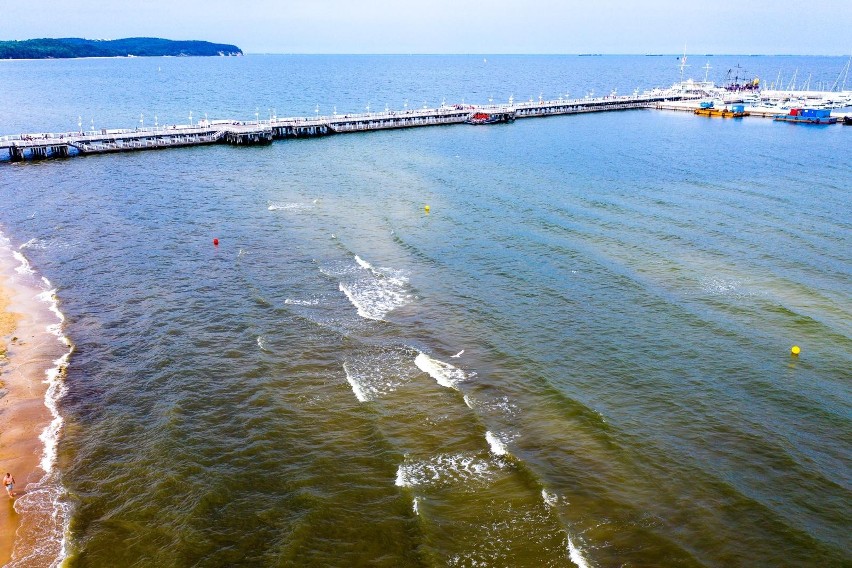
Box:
[1,0,850,55]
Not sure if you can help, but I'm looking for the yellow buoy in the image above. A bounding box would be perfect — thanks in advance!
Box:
[791,345,801,356]
[424,205,430,213]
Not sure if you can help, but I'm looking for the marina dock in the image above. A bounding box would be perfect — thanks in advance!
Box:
[655,99,851,119]
[0,92,688,162]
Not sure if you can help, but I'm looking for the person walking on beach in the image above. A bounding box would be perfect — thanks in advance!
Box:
[4,473,15,498]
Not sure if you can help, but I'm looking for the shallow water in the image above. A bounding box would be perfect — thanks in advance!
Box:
[0,55,850,566]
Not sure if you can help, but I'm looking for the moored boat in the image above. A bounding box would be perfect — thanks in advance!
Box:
[773,108,838,124]
[694,102,748,118]
[466,111,516,125]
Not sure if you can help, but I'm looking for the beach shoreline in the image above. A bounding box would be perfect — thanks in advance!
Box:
[0,238,68,566]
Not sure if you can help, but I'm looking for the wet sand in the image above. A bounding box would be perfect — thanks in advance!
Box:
[0,260,57,565]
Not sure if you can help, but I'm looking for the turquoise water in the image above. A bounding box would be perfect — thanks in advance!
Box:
[0,55,850,567]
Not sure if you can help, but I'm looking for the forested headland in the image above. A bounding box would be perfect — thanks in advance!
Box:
[0,37,243,59]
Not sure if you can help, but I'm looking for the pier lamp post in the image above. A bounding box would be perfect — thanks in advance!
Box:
[315,105,319,119]
[509,95,514,106]
[155,115,158,131]
[140,113,144,130]
[404,99,408,112]
[78,116,82,135]
[423,101,427,109]
[365,102,370,115]
[189,111,193,127]
[90,118,94,135]
[539,93,543,104]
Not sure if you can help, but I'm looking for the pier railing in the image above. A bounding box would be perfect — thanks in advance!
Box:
[0,92,693,162]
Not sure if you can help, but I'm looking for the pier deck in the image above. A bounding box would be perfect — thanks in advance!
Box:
[1,93,689,162]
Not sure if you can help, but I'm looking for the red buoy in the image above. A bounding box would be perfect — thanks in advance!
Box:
[213,238,219,246]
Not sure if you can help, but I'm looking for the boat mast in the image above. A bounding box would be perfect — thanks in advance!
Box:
[830,54,851,92]
[787,68,798,91]
[679,45,689,83]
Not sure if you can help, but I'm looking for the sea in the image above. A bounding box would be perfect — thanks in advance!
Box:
[0,54,850,567]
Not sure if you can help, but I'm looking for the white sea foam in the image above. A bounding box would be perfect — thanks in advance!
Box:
[412,497,420,515]
[12,250,35,275]
[256,336,268,351]
[267,201,313,211]
[702,277,741,295]
[38,288,66,324]
[338,276,410,321]
[700,277,760,298]
[485,431,509,456]
[542,489,559,508]
[331,254,413,321]
[39,351,69,475]
[284,298,320,306]
[2,244,74,568]
[567,537,591,568]
[414,352,467,390]
[343,362,369,402]
[470,395,519,418]
[342,351,416,402]
[540,491,591,568]
[395,452,504,489]
[19,237,47,250]
[354,255,372,270]
[463,394,474,409]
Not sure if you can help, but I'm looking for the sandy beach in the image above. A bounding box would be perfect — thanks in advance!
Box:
[0,249,65,565]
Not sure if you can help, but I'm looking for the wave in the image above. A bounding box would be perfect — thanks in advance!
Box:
[541,489,591,568]
[11,251,35,275]
[354,255,372,270]
[342,348,418,403]
[334,254,412,321]
[484,431,509,456]
[343,362,369,402]
[267,201,315,211]
[284,298,320,306]
[395,452,505,489]
[19,238,47,250]
[414,352,467,390]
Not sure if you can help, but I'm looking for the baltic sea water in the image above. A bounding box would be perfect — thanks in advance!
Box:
[0,55,850,566]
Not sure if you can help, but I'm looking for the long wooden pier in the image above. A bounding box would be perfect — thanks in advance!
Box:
[0,93,690,162]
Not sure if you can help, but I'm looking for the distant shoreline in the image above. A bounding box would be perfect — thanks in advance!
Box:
[1,52,847,60]
[0,37,242,60]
